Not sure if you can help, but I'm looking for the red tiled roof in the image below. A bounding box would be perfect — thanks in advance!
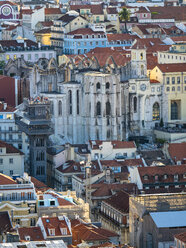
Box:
[0,140,24,155]
[106,7,118,14]
[67,28,104,35]
[91,183,137,197]
[39,21,53,27]
[171,36,186,43]
[0,1,17,6]
[45,8,62,15]
[70,4,104,15]
[138,164,186,184]
[100,159,144,168]
[18,227,44,241]
[174,231,186,243]
[41,216,71,237]
[0,212,13,233]
[150,79,160,84]
[0,103,16,112]
[104,190,129,213]
[0,174,16,185]
[71,220,118,245]
[136,6,150,13]
[107,33,138,42]
[168,143,186,162]
[157,63,186,73]
[31,176,50,192]
[149,6,186,21]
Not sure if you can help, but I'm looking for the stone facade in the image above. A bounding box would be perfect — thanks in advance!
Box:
[5,46,163,144]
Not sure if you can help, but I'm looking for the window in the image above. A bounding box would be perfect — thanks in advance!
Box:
[141,65,144,75]
[177,77,180,84]
[96,102,101,116]
[39,201,44,206]
[48,228,55,236]
[9,127,13,131]
[36,151,45,161]
[77,90,79,115]
[50,200,55,206]
[177,86,180,91]
[61,228,67,235]
[164,174,168,179]
[184,76,186,84]
[68,90,72,115]
[96,82,101,90]
[9,134,13,140]
[172,77,175,84]
[152,102,160,121]
[10,170,13,176]
[172,86,175,91]
[133,96,137,113]
[151,87,155,92]
[174,174,178,182]
[0,159,3,164]
[167,87,170,92]
[18,144,22,150]
[35,54,39,60]
[155,175,159,181]
[171,101,178,120]
[58,100,62,116]
[106,101,111,116]
[7,114,12,119]
[106,82,110,89]
[9,158,13,164]
[36,166,45,175]
[0,149,2,153]
[27,54,31,60]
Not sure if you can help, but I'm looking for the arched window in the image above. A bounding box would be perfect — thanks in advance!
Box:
[68,90,72,115]
[106,101,111,116]
[96,102,101,116]
[96,82,101,90]
[153,102,160,121]
[141,65,144,76]
[134,97,137,113]
[140,53,143,60]
[171,101,178,120]
[77,90,79,115]
[106,82,110,89]
[58,101,62,116]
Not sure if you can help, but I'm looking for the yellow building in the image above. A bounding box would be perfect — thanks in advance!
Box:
[150,63,186,123]
[35,28,51,46]
[0,173,38,227]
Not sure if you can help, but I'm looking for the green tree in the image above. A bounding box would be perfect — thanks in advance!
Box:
[119,7,130,33]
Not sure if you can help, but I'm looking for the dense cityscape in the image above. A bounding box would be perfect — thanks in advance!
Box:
[0,0,186,247]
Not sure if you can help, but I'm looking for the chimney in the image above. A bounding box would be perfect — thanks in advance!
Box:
[3,103,7,110]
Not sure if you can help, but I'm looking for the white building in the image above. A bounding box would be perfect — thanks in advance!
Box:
[0,140,24,177]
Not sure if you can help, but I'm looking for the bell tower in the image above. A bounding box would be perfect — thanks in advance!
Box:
[131,41,147,78]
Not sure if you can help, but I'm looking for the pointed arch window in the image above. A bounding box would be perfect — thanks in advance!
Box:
[153,102,160,121]
[68,90,72,115]
[58,101,62,116]
[96,102,101,116]
[134,97,137,113]
[106,101,111,116]
[77,90,79,115]
[96,82,101,90]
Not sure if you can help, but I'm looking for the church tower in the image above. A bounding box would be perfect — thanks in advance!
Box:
[130,40,147,78]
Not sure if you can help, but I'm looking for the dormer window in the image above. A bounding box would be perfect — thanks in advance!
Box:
[154,175,159,182]
[144,175,148,180]
[50,200,55,206]
[183,173,186,179]
[174,174,178,182]
[48,228,55,236]
[61,228,67,235]
[163,174,168,180]
[25,236,30,241]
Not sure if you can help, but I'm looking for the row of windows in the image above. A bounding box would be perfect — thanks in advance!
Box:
[0,158,14,164]
[160,53,186,61]
[65,40,105,47]
[166,76,186,85]
[166,86,186,92]
[6,53,53,61]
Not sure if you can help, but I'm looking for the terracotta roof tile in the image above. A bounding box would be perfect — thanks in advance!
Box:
[70,4,104,15]
[168,143,186,163]
[104,190,129,213]
[157,63,186,73]
[174,231,186,243]
[67,28,104,35]
[35,28,51,34]
[138,164,186,184]
[0,212,13,233]
[18,227,44,241]
[0,140,24,155]
[45,8,62,15]
[106,7,118,14]
[107,33,138,42]
[149,6,186,21]
[41,216,71,237]
[0,174,16,185]
[89,140,135,150]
